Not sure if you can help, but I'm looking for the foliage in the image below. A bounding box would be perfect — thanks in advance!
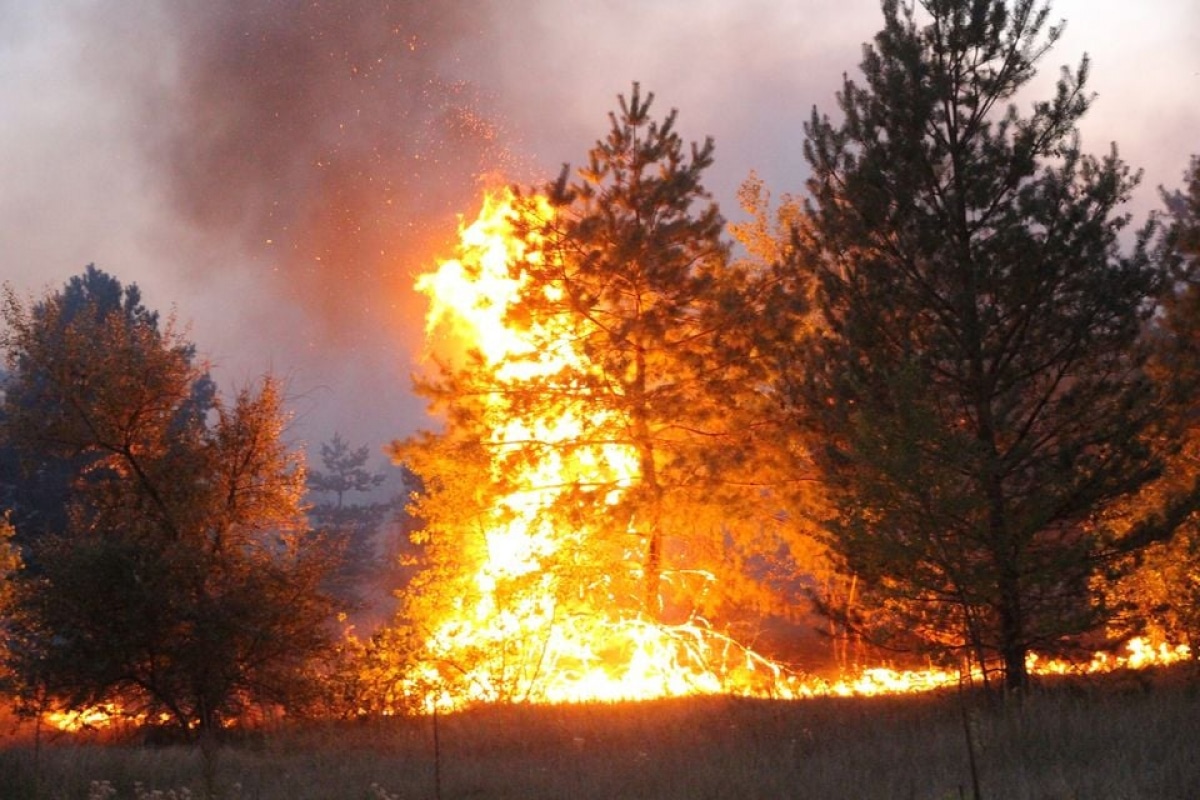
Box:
[784,0,1194,689]
[0,515,20,688]
[1102,156,1200,651]
[0,267,340,736]
[0,265,211,551]
[510,83,785,617]
[730,175,855,658]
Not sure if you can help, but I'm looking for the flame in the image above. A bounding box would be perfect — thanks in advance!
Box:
[407,187,810,709]
[403,187,1193,712]
[29,189,1194,736]
[43,704,175,733]
[44,703,128,733]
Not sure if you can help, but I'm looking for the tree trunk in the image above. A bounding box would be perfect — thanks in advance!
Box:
[630,337,663,618]
[998,573,1028,693]
[644,525,662,617]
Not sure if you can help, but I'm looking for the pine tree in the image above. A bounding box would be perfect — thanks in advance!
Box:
[514,83,759,616]
[788,0,1193,690]
[307,433,394,612]
[388,86,785,702]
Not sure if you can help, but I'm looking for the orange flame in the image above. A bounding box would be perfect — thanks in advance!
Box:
[407,188,813,709]
[399,188,1192,713]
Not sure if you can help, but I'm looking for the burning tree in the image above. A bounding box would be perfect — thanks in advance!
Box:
[0,267,340,736]
[387,85,801,708]
[1102,156,1200,653]
[785,0,1198,691]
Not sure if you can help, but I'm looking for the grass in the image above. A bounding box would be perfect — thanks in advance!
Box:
[1,667,1197,799]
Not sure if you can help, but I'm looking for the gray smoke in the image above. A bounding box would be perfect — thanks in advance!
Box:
[133,1,531,446]
[3,0,1194,451]
[146,2,514,306]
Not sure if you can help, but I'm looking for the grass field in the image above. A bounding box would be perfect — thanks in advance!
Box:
[1,668,1197,799]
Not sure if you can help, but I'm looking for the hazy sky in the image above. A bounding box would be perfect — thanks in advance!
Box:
[2,0,1197,457]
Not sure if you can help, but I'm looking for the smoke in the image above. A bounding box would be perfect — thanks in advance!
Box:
[3,0,1195,451]
[148,2,510,291]
[118,0,536,446]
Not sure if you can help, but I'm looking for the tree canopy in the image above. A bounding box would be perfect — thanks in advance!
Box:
[0,267,339,735]
[781,0,1197,690]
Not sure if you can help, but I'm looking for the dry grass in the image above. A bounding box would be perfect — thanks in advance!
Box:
[1,668,1197,799]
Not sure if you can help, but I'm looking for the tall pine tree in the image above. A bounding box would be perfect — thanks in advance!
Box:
[514,84,758,617]
[389,86,782,703]
[787,0,1193,690]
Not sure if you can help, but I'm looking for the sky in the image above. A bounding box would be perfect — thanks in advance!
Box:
[1,0,1197,461]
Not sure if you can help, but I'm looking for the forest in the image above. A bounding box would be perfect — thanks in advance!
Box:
[1,0,1199,771]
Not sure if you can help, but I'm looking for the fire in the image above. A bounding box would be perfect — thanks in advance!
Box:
[43,704,176,734]
[403,187,1193,712]
[44,703,127,733]
[29,185,1196,732]
[408,187,807,709]
[27,190,1197,735]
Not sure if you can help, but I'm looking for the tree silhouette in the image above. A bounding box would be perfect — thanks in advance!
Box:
[785,0,1196,690]
[307,433,394,612]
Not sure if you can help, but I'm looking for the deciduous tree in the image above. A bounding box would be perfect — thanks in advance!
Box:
[0,268,339,735]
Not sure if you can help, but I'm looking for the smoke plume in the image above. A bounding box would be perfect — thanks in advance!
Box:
[136,1,526,444]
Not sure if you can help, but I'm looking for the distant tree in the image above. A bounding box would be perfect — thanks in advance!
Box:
[309,433,387,508]
[0,269,339,737]
[786,0,1196,690]
[307,433,393,610]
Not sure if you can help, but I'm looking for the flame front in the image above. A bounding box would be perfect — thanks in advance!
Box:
[407,188,806,709]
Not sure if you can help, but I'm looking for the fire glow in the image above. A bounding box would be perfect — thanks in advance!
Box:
[407,188,807,708]
[38,190,1193,735]
[402,188,1192,712]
